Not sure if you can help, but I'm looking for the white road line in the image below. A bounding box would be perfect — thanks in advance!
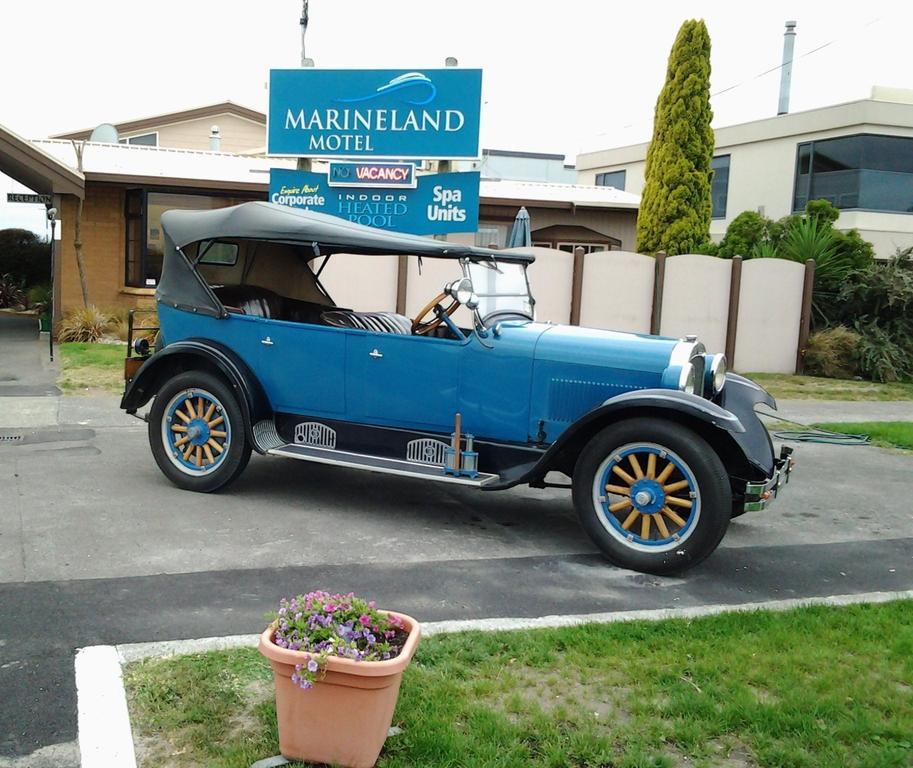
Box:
[80,589,913,764]
[74,645,137,768]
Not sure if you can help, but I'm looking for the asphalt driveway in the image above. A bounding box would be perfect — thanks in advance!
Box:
[2,414,913,764]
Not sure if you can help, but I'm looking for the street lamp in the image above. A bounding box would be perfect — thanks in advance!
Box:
[46,205,56,361]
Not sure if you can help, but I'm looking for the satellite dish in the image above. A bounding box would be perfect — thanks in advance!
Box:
[88,123,119,143]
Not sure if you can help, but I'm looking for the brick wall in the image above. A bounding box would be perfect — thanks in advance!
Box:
[58,183,155,313]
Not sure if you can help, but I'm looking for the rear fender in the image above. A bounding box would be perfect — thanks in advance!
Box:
[120,340,271,451]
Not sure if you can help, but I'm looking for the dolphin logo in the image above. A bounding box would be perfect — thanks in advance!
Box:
[335,72,437,106]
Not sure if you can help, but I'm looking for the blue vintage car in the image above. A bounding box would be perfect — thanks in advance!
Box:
[122,202,793,575]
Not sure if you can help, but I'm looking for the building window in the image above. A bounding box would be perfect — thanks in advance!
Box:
[595,170,626,189]
[793,133,913,213]
[711,155,730,219]
[556,242,614,254]
[124,190,250,288]
[124,190,144,286]
[475,224,507,248]
[119,132,158,146]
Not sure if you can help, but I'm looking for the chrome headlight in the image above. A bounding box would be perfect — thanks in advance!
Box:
[678,362,696,395]
[705,353,727,394]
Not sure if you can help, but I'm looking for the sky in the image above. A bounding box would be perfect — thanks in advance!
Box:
[2,0,911,231]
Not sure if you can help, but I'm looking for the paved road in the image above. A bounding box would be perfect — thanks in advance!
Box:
[1,316,912,764]
[2,420,913,762]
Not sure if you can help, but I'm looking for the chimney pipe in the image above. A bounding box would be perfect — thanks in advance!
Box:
[209,125,221,152]
[778,20,797,115]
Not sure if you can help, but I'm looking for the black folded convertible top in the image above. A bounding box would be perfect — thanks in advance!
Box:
[161,201,534,263]
[157,201,533,318]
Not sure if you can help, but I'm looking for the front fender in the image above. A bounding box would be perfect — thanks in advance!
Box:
[120,340,271,449]
[715,373,777,476]
[490,385,776,490]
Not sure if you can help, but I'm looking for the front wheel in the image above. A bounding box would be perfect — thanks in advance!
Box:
[572,418,731,575]
[148,371,251,492]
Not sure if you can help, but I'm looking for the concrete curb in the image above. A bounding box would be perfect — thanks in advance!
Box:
[74,646,137,768]
[80,590,913,766]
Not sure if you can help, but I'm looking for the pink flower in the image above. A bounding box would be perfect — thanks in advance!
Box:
[359,615,371,626]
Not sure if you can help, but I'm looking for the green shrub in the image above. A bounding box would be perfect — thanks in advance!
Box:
[716,211,773,258]
[750,241,778,259]
[803,327,861,379]
[778,216,851,284]
[24,285,51,313]
[0,273,26,309]
[57,305,113,343]
[804,198,840,226]
[833,248,913,335]
[855,321,913,383]
[0,229,50,287]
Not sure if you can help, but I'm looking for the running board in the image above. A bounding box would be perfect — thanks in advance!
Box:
[268,443,500,487]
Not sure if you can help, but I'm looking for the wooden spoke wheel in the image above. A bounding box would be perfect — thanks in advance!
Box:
[572,418,731,575]
[148,371,251,493]
[162,388,232,476]
[411,293,459,335]
[595,444,699,550]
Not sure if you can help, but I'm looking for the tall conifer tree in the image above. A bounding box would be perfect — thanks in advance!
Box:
[636,20,714,255]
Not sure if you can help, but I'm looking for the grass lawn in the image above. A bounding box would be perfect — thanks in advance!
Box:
[58,342,125,393]
[745,372,913,401]
[812,421,913,451]
[125,601,913,768]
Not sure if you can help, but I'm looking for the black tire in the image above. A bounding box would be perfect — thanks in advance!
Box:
[572,418,731,575]
[148,370,252,492]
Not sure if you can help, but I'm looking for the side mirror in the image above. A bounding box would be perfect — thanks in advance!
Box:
[445,277,478,310]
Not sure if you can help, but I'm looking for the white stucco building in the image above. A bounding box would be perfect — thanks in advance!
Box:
[576,87,913,258]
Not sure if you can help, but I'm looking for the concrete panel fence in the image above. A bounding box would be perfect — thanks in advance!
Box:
[318,246,814,374]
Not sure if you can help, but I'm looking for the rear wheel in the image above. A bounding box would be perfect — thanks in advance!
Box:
[148,371,251,492]
[572,418,731,575]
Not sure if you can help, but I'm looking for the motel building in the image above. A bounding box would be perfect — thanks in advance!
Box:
[0,102,639,318]
[576,87,913,259]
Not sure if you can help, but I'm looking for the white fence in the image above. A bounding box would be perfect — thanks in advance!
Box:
[319,247,811,374]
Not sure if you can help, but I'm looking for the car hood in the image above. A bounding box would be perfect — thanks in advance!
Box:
[533,323,681,373]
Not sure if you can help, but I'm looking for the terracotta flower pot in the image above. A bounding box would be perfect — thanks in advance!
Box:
[258,611,421,768]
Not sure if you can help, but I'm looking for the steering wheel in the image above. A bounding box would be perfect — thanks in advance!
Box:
[412,292,459,335]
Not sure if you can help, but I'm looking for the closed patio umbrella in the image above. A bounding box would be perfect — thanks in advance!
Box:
[506,206,531,248]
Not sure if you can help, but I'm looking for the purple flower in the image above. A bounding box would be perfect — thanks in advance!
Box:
[307,659,319,673]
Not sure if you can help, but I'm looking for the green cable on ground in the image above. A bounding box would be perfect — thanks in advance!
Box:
[756,409,872,446]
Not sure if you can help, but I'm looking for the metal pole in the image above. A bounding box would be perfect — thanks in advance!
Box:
[48,217,56,361]
[297,0,313,172]
[300,0,309,66]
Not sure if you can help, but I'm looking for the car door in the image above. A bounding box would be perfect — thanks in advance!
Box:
[345,330,463,433]
[256,317,347,416]
[457,322,543,443]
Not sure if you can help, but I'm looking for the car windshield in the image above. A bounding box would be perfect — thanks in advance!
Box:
[466,260,534,322]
